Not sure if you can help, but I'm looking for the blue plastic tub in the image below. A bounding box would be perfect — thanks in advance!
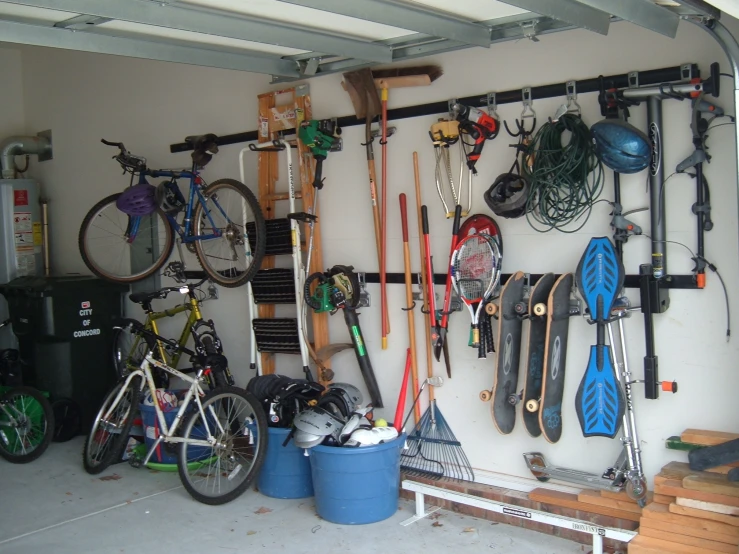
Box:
[139,402,209,464]
[258,427,314,499]
[309,434,405,524]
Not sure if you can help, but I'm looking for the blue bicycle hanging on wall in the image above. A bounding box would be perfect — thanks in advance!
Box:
[78,135,266,288]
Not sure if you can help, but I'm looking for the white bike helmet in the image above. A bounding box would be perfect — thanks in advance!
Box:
[293,407,344,449]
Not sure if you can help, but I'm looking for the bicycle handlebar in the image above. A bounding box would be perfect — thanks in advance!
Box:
[101,138,147,170]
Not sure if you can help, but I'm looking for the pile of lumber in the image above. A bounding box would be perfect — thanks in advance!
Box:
[529,487,656,524]
[630,428,739,553]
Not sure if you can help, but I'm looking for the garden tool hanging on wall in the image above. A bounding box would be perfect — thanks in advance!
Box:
[429,118,471,218]
[298,118,342,190]
[305,265,383,408]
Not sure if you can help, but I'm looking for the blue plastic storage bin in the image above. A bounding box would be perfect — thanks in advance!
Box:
[139,402,209,464]
[309,434,404,524]
[258,427,314,499]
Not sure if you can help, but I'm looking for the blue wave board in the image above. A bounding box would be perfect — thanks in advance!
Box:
[575,345,625,438]
[575,237,623,322]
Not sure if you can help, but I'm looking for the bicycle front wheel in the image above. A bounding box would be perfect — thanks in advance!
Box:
[83,376,142,474]
[0,386,54,463]
[178,387,267,505]
[79,193,174,283]
[194,179,266,288]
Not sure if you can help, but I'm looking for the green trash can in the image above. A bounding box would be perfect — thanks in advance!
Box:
[0,276,127,431]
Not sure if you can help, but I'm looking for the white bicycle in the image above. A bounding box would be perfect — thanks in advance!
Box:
[82,321,267,505]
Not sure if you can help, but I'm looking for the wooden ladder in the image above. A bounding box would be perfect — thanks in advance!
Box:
[254,85,331,385]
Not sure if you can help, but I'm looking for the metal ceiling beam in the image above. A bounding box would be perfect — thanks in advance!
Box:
[2,0,393,62]
[495,0,610,35]
[271,15,578,83]
[577,0,679,37]
[667,0,721,18]
[0,19,300,77]
[278,0,493,48]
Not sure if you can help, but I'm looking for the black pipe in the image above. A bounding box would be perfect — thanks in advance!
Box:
[647,97,667,280]
[613,172,624,260]
[640,264,660,399]
[169,64,696,153]
[695,161,706,285]
[342,306,383,408]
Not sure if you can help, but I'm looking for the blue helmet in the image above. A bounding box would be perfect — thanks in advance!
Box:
[591,119,650,174]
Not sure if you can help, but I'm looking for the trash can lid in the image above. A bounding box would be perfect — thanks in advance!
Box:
[0,276,129,297]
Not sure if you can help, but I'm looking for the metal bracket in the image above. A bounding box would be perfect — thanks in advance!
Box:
[486,92,500,120]
[205,282,219,302]
[681,63,694,81]
[356,272,370,308]
[628,71,639,89]
[299,58,320,77]
[519,20,540,42]
[521,87,535,119]
[448,98,458,118]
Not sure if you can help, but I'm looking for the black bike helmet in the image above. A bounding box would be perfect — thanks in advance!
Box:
[484,173,530,219]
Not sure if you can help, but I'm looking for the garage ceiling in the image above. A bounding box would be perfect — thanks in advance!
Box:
[0,0,725,81]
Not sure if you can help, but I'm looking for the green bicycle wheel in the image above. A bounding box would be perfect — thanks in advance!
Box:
[0,386,54,463]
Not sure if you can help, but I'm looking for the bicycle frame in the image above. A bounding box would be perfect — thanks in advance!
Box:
[106,354,220,467]
[126,295,203,372]
[128,167,229,244]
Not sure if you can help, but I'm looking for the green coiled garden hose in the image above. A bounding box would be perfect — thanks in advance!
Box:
[523,114,604,232]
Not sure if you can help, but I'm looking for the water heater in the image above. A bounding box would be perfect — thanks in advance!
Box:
[0,179,43,348]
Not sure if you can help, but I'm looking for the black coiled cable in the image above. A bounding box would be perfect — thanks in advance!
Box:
[523,114,604,232]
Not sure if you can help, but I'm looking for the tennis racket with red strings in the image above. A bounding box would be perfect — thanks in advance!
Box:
[450,233,502,352]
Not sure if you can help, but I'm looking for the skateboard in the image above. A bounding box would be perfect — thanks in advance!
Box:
[520,273,556,438]
[537,273,575,444]
[480,271,526,435]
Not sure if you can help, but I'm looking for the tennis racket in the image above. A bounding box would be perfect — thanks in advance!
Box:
[450,233,501,347]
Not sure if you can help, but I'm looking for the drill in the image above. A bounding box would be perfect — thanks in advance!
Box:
[453,103,499,173]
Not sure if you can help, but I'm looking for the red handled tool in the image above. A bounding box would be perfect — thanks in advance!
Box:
[393,348,412,431]
[433,205,462,377]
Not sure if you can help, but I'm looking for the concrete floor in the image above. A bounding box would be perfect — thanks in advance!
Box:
[0,438,584,554]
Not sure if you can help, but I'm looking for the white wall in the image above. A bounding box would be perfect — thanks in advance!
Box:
[17,18,739,488]
[0,45,24,136]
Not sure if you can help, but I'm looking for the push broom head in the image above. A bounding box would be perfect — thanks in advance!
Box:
[372,65,443,89]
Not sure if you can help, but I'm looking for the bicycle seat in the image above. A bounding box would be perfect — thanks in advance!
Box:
[185,134,219,168]
[129,289,167,304]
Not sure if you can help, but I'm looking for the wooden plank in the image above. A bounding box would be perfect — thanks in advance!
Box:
[658,461,694,481]
[685,473,739,498]
[655,478,739,508]
[682,430,739,447]
[600,489,654,504]
[669,503,739,527]
[528,488,641,522]
[639,515,739,544]
[653,493,676,505]
[578,489,642,514]
[676,497,739,516]
[630,533,733,553]
[642,502,739,537]
[638,526,736,552]
[625,536,670,554]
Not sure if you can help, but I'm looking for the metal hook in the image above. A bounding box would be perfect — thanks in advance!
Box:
[487,92,500,122]
[566,81,582,115]
[521,87,536,120]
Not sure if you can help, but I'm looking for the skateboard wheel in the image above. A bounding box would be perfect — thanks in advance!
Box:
[533,303,546,316]
[479,390,492,402]
[525,399,539,413]
[514,302,527,315]
[485,302,498,316]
